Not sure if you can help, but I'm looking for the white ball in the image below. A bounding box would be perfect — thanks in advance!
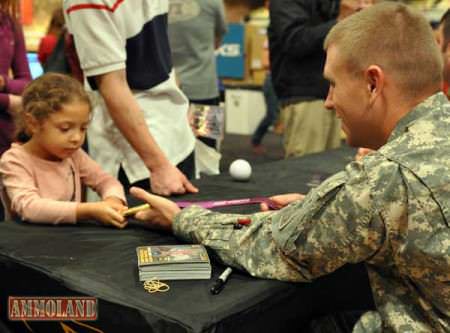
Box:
[229,159,252,181]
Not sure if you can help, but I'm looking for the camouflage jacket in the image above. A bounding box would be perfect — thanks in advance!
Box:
[174,93,450,332]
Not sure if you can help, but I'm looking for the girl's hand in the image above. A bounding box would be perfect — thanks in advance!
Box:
[77,202,128,229]
[92,201,128,228]
[104,196,128,214]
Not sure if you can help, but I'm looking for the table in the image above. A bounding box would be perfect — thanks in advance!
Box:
[0,147,373,333]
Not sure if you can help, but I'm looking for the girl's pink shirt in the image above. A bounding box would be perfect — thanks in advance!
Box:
[0,143,126,224]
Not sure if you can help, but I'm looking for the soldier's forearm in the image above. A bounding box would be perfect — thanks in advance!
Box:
[173,206,305,282]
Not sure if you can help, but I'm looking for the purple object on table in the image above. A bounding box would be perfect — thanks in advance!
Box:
[175,197,278,210]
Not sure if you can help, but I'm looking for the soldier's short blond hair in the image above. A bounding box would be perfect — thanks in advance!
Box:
[324,2,443,97]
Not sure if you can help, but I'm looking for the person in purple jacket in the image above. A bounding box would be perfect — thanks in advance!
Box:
[0,0,32,156]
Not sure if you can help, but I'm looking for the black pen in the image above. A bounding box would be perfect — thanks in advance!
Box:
[210,267,233,295]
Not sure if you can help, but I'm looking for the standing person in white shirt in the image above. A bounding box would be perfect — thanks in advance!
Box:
[64,0,198,196]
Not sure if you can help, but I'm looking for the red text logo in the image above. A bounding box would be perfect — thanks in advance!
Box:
[8,297,98,321]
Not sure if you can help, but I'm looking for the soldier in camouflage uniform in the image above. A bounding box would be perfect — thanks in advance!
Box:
[130,3,450,332]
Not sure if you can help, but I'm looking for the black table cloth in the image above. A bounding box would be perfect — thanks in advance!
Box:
[0,146,373,333]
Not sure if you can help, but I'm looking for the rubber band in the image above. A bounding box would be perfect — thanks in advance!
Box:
[143,278,170,293]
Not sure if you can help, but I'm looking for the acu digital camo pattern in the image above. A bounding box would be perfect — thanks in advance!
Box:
[174,93,450,332]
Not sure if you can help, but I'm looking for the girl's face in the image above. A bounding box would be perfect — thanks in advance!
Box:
[26,101,90,161]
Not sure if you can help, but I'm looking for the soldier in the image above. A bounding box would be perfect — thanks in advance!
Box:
[131,3,449,332]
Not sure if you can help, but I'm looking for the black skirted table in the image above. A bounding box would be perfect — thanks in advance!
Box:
[0,147,373,333]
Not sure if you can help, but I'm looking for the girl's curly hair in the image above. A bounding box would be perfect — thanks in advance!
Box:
[15,73,91,142]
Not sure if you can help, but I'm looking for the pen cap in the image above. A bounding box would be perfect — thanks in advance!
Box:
[210,279,225,295]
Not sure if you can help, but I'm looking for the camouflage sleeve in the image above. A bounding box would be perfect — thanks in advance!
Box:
[271,161,386,280]
[173,161,385,282]
[173,207,306,281]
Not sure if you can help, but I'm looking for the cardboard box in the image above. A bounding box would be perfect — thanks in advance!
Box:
[251,69,267,86]
[225,89,266,135]
[247,25,267,71]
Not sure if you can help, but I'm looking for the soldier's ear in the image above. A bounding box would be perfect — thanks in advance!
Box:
[365,65,384,102]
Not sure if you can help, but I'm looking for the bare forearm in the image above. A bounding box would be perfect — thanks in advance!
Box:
[95,70,168,171]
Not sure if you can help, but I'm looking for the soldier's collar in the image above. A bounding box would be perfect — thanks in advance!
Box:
[387,92,448,143]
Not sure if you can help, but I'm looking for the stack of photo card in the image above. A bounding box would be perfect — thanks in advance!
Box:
[136,244,212,281]
[188,104,224,140]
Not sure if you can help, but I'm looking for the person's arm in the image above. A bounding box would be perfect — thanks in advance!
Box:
[65,4,197,196]
[75,150,128,228]
[0,19,31,113]
[76,149,127,204]
[4,20,31,95]
[0,154,79,224]
[174,167,385,281]
[214,0,228,49]
[0,150,127,227]
[131,161,386,282]
[75,201,127,228]
[94,70,198,196]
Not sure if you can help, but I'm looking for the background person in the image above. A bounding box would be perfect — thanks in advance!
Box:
[37,7,65,67]
[251,5,280,156]
[251,72,279,155]
[223,0,265,23]
[130,3,449,331]
[268,0,374,158]
[168,0,227,109]
[0,0,32,157]
[64,0,198,196]
[168,0,227,149]
[38,7,83,84]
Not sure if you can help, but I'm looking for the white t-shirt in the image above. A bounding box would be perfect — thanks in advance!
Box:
[64,0,195,183]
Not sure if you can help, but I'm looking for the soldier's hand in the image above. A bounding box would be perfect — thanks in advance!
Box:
[260,193,305,211]
[129,187,180,232]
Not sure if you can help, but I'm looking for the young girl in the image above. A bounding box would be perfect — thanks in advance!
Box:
[0,73,128,228]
